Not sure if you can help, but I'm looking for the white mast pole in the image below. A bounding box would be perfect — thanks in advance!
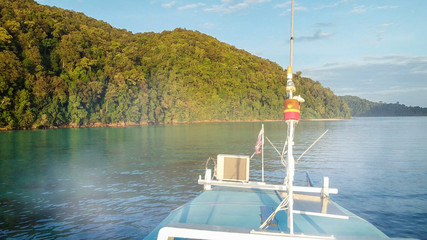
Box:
[287,121,295,234]
[262,123,265,182]
[287,0,295,234]
[290,0,294,71]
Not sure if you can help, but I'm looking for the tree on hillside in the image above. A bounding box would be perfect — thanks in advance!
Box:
[0,0,352,130]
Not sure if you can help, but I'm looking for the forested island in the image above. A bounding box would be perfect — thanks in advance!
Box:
[341,96,427,117]
[0,0,425,130]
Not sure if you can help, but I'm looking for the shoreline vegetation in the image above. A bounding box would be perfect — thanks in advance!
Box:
[0,118,353,131]
[1,0,426,132]
[8,115,427,132]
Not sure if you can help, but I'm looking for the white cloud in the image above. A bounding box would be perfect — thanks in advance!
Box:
[279,5,307,16]
[350,5,367,14]
[301,55,427,107]
[374,23,393,42]
[274,1,291,9]
[316,22,335,28]
[315,0,349,10]
[349,87,427,97]
[378,23,393,28]
[350,4,399,14]
[376,5,398,10]
[161,1,176,8]
[202,22,215,30]
[297,30,333,42]
[204,0,271,14]
[178,3,205,10]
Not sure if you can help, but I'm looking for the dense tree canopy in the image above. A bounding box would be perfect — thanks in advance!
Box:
[341,95,427,117]
[0,0,353,130]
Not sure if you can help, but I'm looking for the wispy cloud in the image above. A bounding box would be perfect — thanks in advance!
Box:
[161,1,176,8]
[350,5,367,14]
[315,22,335,28]
[363,55,427,71]
[302,55,427,107]
[376,5,398,10]
[204,0,271,14]
[351,4,399,14]
[297,30,333,42]
[279,5,307,16]
[375,23,393,42]
[202,22,215,30]
[178,2,205,10]
[315,0,349,10]
[349,87,427,97]
[274,1,291,9]
[377,23,393,28]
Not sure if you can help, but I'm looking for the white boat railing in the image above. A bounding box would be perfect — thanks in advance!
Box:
[198,170,338,195]
[198,171,348,221]
[157,223,335,240]
[157,223,418,240]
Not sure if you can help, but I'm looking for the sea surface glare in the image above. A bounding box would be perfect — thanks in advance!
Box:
[0,117,426,239]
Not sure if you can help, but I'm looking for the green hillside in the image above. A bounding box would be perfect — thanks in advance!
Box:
[0,0,351,130]
[341,95,427,117]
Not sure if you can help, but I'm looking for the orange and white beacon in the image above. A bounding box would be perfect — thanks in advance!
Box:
[284,98,300,121]
[284,66,303,121]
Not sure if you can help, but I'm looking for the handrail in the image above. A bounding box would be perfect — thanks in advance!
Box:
[198,177,338,195]
[157,223,335,240]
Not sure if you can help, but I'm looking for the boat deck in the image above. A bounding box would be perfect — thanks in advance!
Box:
[144,186,388,239]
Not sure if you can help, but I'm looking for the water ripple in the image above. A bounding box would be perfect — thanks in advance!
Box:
[1,119,426,239]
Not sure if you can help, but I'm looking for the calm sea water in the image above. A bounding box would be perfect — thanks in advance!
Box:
[0,117,426,239]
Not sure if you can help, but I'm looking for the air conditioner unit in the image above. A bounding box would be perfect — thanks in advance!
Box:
[217,154,250,182]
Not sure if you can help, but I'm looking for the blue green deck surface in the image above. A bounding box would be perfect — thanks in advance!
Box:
[144,187,388,239]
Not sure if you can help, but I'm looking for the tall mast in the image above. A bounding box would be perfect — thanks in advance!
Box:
[286,0,296,100]
[284,0,300,235]
[290,0,294,72]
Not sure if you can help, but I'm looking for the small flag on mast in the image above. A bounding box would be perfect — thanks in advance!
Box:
[255,127,264,154]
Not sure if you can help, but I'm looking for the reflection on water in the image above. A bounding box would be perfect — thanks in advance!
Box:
[1,118,426,239]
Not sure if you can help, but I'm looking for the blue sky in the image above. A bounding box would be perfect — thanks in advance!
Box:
[36,0,427,107]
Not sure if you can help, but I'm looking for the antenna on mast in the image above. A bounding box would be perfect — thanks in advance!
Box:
[290,0,294,69]
[286,0,296,99]
[283,0,300,235]
[260,1,303,233]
